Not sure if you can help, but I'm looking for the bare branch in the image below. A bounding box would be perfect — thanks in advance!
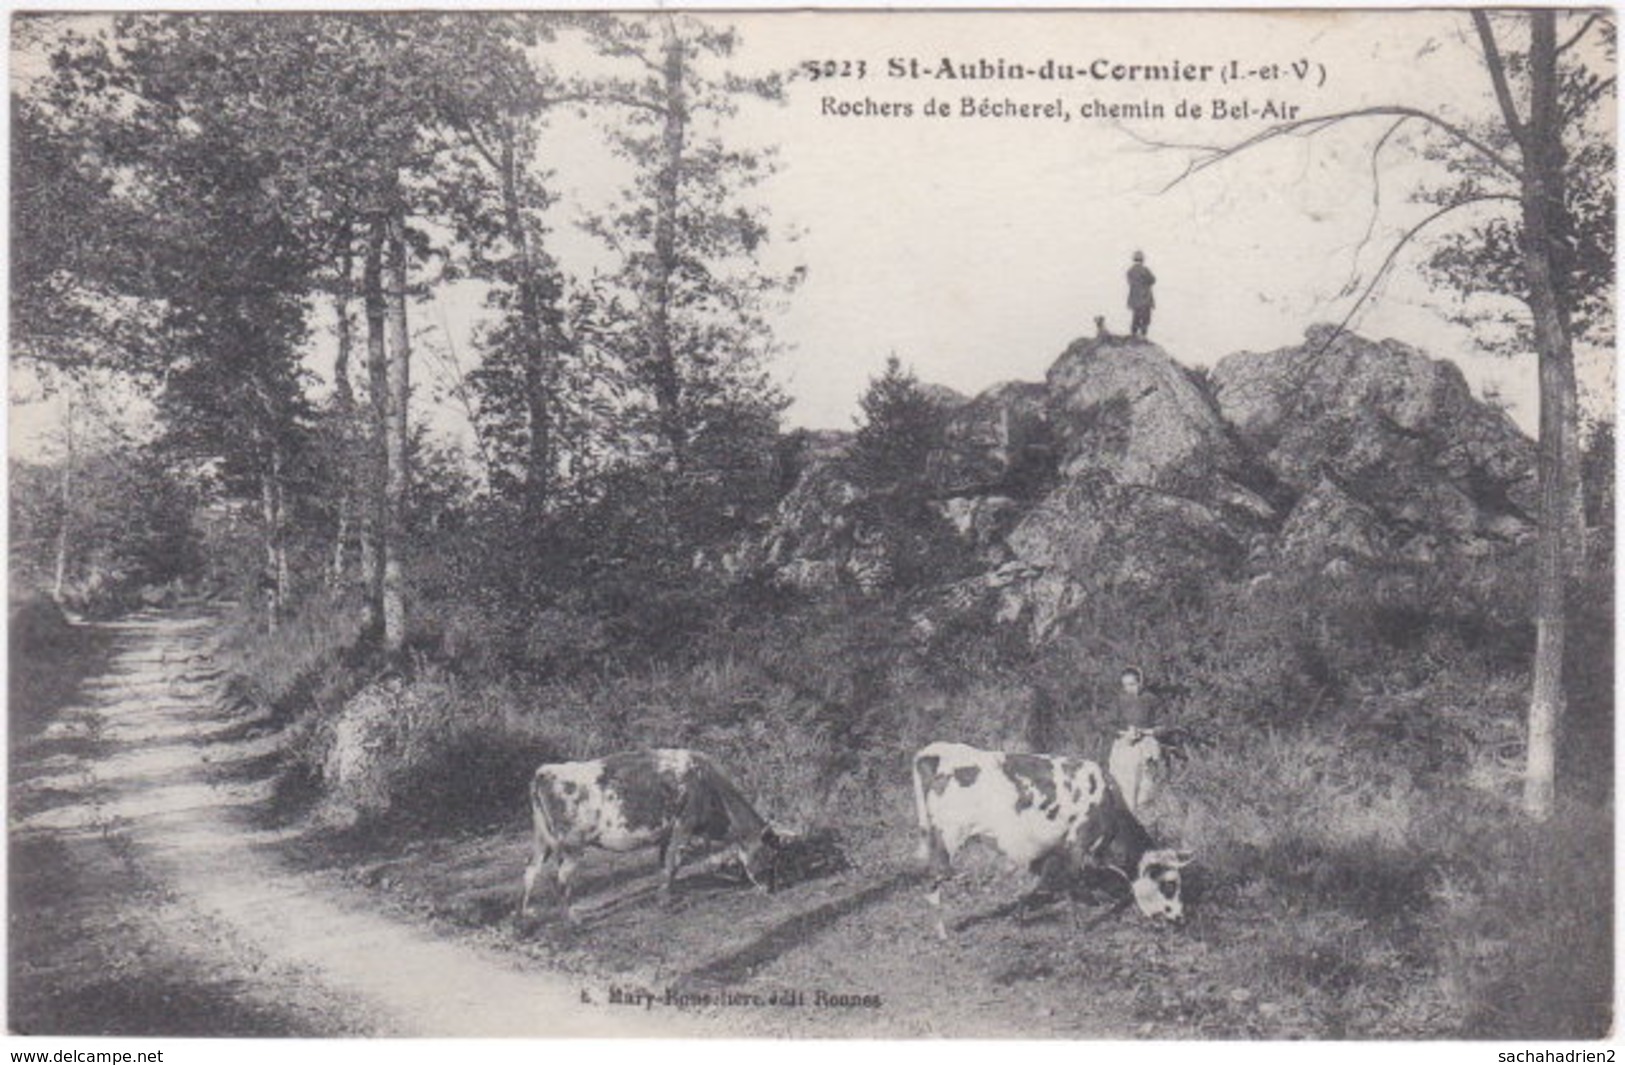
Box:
[1349,117,1412,275]
[591,35,664,76]
[589,91,667,115]
[1473,10,1528,149]
[1314,193,1520,356]
[445,108,502,174]
[535,90,608,111]
[425,307,497,481]
[1160,105,1520,193]
[1556,12,1603,56]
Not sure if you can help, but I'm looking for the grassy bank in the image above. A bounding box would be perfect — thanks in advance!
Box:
[8,597,114,742]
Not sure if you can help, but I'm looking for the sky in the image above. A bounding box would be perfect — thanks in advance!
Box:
[717,10,1613,433]
[8,9,1618,463]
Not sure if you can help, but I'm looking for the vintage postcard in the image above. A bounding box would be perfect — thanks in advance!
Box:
[8,6,1616,1047]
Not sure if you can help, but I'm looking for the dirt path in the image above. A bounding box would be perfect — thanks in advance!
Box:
[9,609,704,1037]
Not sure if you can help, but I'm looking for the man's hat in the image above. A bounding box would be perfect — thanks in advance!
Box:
[1132,250,1145,262]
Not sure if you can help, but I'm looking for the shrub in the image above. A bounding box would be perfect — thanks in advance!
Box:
[8,594,106,740]
[846,355,950,495]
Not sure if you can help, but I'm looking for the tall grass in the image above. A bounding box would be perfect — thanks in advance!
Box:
[1149,725,1612,1037]
[214,589,372,718]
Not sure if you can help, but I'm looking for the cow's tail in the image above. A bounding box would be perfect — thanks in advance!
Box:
[529,770,559,850]
[519,769,559,919]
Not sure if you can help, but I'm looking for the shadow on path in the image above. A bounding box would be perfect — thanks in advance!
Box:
[678,871,916,988]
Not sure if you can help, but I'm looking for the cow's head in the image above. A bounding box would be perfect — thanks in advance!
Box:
[739,827,781,893]
[1129,848,1193,923]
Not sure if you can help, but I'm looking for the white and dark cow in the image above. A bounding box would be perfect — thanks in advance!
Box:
[1107,726,1194,816]
[519,748,780,921]
[911,741,1192,938]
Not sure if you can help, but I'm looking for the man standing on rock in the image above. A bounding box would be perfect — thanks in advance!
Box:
[1127,250,1156,338]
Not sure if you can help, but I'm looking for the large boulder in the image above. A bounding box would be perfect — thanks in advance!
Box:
[1212,326,1537,548]
[931,380,1053,494]
[726,458,880,594]
[1046,335,1242,490]
[1277,476,1391,566]
[316,674,453,827]
[727,452,966,598]
[981,337,1275,639]
[758,459,866,568]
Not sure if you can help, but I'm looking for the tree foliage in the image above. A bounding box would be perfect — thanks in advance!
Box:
[1419,16,1617,354]
[11,449,201,614]
[14,12,802,644]
[847,355,948,495]
[579,14,798,473]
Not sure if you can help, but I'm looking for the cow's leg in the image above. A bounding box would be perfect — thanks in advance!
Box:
[557,852,581,923]
[519,842,553,922]
[923,827,954,941]
[661,823,690,905]
[926,879,950,941]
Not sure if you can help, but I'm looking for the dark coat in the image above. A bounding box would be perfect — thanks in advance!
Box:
[1127,263,1157,310]
[1114,688,1159,730]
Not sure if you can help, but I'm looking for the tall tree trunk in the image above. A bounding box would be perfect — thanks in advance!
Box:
[271,440,291,607]
[331,506,350,587]
[1554,349,1586,575]
[258,439,287,636]
[362,217,388,635]
[1517,10,1573,821]
[499,128,552,525]
[382,205,412,655]
[1525,47,1588,578]
[330,242,356,587]
[648,22,688,468]
[52,393,75,603]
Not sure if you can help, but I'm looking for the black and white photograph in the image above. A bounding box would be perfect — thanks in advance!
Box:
[7,6,1617,1043]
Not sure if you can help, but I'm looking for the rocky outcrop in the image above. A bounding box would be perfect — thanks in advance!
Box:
[930,381,1052,494]
[980,337,1276,637]
[1213,325,1537,550]
[1277,476,1390,566]
[934,495,1023,560]
[723,460,876,594]
[735,325,1537,642]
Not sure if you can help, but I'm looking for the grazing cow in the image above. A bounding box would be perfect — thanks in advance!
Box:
[519,748,779,921]
[911,741,1192,938]
[1107,726,1193,816]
